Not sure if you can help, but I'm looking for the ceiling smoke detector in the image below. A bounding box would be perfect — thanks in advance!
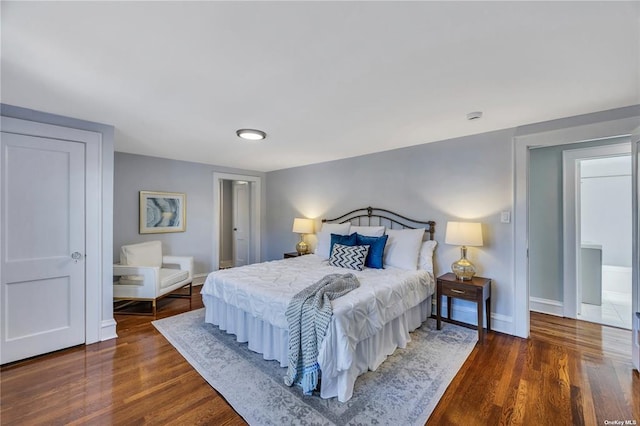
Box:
[466,111,483,121]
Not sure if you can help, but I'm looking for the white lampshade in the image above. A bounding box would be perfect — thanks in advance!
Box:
[292,218,314,234]
[445,222,483,247]
[445,221,483,280]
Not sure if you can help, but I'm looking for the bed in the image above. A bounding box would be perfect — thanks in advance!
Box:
[202,207,437,402]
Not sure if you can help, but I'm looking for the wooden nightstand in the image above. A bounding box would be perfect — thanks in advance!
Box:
[284,252,304,258]
[436,272,492,343]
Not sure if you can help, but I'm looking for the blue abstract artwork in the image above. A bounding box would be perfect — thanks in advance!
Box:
[140,191,186,233]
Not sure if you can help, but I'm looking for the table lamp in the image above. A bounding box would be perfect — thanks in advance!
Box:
[445,221,483,280]
[292,218,314,255]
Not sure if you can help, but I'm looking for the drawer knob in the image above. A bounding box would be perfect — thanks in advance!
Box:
[450,289,466,295]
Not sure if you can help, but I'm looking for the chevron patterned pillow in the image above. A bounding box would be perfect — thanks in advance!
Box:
[329,243,370,271]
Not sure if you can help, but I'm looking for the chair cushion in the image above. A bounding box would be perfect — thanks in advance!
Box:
[159,268,189,289]
[120,241,163,281]
[120,241,163,267]
[117,276,147,286]
[118,269,188,289]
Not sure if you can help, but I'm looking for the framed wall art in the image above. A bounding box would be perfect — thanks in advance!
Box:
[139,191,186,234]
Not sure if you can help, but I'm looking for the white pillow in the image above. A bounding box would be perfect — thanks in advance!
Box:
[315,222,351,259]
[383,228,425,270]
[350,225,385,237]
[418,240,438,273]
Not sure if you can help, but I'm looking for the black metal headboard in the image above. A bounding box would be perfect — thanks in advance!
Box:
[322,206,435,241]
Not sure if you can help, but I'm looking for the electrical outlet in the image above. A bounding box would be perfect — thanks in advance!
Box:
[500,211,511,223]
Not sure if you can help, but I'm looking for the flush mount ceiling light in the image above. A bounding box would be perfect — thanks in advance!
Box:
[236,129,266,140]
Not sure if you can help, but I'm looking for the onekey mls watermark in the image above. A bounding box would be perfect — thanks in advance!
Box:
[604,421,637,425]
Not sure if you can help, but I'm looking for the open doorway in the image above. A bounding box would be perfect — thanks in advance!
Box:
[212,172,261,271]
[515,113,639,341]
[563,147,632,329]
[219,180,251,269]
[527,135,634,336]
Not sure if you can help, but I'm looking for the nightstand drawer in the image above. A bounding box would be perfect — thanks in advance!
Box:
[440,281,478,301]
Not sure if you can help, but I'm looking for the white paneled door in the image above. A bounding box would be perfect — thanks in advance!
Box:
[232,181,250,267]
[1,132,86,364]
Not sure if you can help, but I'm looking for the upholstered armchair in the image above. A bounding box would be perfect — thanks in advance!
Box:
[113,240,194,315]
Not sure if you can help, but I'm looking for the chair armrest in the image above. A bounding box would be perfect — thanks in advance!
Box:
[113,264,160,283]
[162,256,194,280]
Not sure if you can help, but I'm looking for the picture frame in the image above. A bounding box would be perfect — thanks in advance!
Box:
[139,191,186,234]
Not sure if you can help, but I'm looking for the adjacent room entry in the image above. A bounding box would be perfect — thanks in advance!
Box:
[213,172,261,271]
[1,128,86,364]
[218,179,251,268]
[563,142,632,329]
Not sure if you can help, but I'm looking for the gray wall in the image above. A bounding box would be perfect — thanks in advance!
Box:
[265,105,640,331]
[265,129,515,324]
[114,152,265,275]
[528,136,630,301]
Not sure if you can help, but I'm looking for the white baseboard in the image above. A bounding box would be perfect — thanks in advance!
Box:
[529,297,564,317]
[100,318,118,341]
[602,265,632,293]
[602,265,632,273]
[436,297,513,335]
[490,312,514,335]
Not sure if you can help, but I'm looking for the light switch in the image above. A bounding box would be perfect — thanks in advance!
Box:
[500,211,511,223]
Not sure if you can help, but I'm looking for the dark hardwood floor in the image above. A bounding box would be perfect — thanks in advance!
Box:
[1,289,638,425]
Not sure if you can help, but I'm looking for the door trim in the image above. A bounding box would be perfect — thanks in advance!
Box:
[1,117,107,345]
[212,172,261,271]
[562,142,631,319]
[514,114,639,338]
[632,127,639,371]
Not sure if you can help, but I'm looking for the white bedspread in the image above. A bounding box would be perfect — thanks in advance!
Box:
[201,254,435,400]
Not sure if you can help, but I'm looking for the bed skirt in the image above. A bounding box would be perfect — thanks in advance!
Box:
[202,293,432,402]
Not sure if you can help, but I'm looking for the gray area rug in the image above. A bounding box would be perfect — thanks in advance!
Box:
[152,309,477,426]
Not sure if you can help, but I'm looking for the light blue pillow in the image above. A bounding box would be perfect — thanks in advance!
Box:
[356,233,389,269]
[330,233,357,256]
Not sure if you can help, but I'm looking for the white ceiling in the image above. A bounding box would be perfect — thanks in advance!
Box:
[2,1,639,172]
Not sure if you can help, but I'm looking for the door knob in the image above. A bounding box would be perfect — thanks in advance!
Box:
[71,252,82,263]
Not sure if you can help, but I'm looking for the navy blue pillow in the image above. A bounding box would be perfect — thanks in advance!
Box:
[329,233,357,256]
[356,234,389,269]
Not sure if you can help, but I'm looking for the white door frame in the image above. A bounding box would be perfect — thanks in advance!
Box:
[632,127,639,371]
[1,117,106,345]
[514,115,639,338]
[562,142,631,319]
[212,172,261,271]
